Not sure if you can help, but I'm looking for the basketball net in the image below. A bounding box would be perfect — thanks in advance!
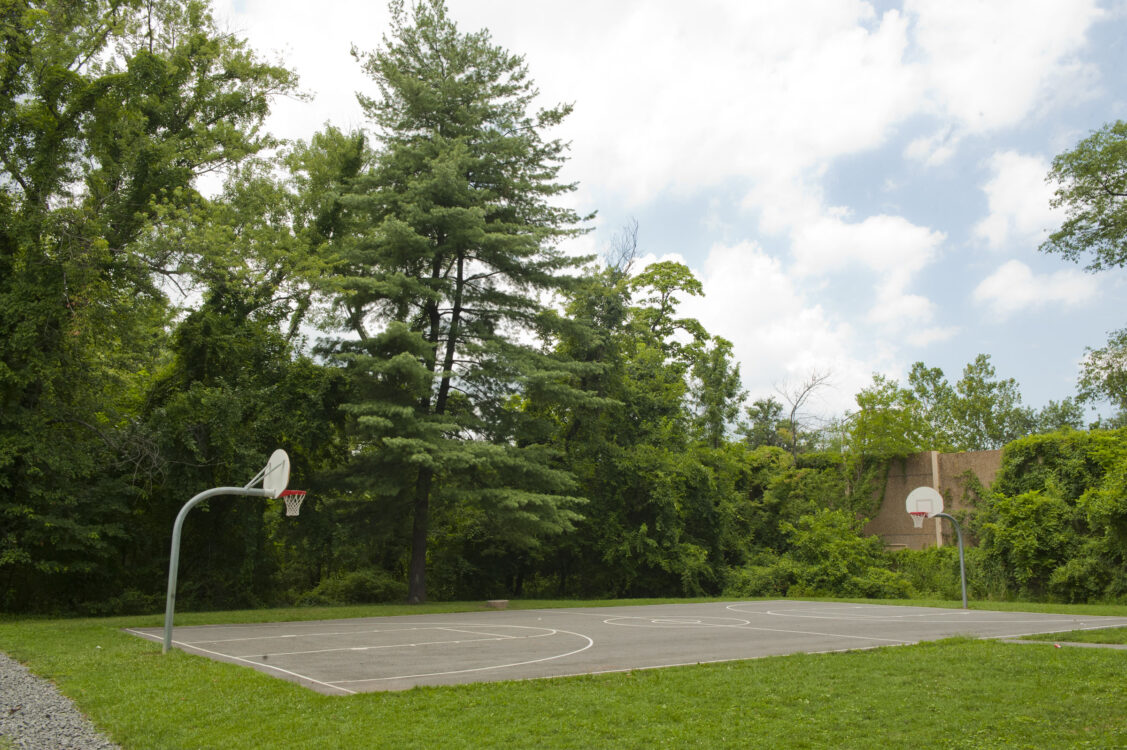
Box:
[910,511,928,529]
[280,489,306,517]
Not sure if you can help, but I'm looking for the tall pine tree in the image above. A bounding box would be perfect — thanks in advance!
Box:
[328,0,589,602]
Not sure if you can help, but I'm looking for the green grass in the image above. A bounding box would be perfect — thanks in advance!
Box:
[1022,626,1127,645]
[1,599,1126,749]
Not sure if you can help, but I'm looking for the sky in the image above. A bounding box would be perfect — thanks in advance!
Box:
[213,0,1127,420]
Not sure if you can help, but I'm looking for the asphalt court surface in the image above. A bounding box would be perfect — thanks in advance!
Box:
[126,601,1127,694]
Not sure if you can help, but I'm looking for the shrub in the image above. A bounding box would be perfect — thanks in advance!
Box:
[976,489,1081,599]
[722,555,800,597]
[723,510,912,599]
[891,546,962,599]
[296,568,406,606]
[846,567,913,599]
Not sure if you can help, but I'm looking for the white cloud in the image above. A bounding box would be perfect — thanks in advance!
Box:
[906,0,1102,134]
[904,325,960,348]
[904,127,961,166]
[973,151,1063,250]
[680,241,887,415]
[865,279,958,346]
[216,0,1105,209]
[866,284,934,327]
[787,212,947,335]
[213,0,388,141]
[790,213,945,278]
[463,0,921,208]
[973,260,1099,316]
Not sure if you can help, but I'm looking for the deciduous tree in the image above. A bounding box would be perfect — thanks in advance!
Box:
[0,0,294,609]
[1042,120,1127,271]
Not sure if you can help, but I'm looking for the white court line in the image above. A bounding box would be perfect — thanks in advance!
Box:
[152,624,558,660]
[726,603,1127,629]
[181,625,436,646]
[987,621,1127,640]
[436,627,521,639]
[602,616,751,628]
[725,603,955,618]
[586,612,906,643]
[268,636,511,657]
[730,624,905,644]
[262,628,559,658]
[123,628,356,696]
[763,610,970,620]
[521,643,899,683]
[760,611,1121,625]
[530,607,906,643]
[329,628,595,686]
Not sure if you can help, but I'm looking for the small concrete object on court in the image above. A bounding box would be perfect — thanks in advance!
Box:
[127,601,1127,694]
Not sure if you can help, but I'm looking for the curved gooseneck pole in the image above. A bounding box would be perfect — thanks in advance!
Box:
[163,487,273,653]
[932,512,968,610]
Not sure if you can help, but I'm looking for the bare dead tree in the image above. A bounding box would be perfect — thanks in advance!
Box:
[775,369,833,457]
[606,217,639,279]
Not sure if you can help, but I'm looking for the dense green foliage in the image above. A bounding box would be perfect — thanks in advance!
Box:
[973,429,1127,602]
[2,1,1125,615]
[324,0,592,603]
[0,0,298,611]
[848,357,1082,457]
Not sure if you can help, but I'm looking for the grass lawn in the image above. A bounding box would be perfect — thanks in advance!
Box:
[1023,626,1127,644]
[1,598,1126,749]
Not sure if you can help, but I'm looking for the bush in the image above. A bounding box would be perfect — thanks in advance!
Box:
[296,568,406,606]
[976,429,1127,603]
[722,555,800,597]
[892,546,963,600]
[723,510,913,599]
[1048,549,1109,603]
[80,588,165,616]
[846,567,913,599]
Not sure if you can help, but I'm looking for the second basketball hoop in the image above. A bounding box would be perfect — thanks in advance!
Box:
[906,486,943,528]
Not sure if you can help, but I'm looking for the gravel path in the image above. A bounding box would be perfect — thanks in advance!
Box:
[0,651,120,750]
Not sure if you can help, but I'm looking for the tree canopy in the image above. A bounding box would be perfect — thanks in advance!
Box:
[1,0,1122,613]
[0,0,295,608]
[1042,120,1127,423]
[1042,120,1127,271]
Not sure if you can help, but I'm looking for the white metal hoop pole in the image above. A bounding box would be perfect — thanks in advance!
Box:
[163,486,273,653]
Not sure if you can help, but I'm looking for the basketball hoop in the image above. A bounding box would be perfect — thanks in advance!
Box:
[906,486,943,529]
[903,485,969,609]
[280,490,306,517]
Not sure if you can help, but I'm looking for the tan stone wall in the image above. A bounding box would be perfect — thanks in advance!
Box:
[862,449,1002,550]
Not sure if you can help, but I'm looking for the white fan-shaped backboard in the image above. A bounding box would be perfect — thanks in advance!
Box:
[906,486,943,517]
[262,449,291,499]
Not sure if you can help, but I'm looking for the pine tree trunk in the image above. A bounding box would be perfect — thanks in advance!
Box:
[406,253,464,605]
[407,467,433,603]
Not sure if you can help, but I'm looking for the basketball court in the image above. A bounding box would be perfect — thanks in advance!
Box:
[126,601,1127,694]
